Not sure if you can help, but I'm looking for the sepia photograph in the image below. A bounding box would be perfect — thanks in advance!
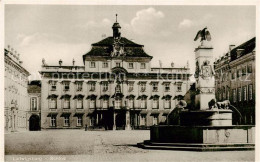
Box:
[2,1,257,162]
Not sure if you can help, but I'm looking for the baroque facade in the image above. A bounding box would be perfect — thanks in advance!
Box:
[214,37,255,125]
[40,19,191,130]
[4,46,30,132]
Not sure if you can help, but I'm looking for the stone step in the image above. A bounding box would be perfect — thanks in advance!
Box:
[138,143,255,151]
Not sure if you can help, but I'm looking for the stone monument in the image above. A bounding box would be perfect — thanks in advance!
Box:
[138,27,255,151]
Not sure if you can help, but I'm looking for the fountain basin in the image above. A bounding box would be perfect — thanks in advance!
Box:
[138,125,255,151]
[180,109,232,126]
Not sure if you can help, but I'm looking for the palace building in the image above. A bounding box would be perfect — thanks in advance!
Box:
[40,18,191,130]
[214,37,255,125]
[4,46,30,132]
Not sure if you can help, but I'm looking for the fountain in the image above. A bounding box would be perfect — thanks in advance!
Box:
[138,27,255,151]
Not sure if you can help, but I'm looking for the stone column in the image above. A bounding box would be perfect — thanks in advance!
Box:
[194,42,215,110]
[125,110,131,130]
[113,112,116,130]
[96,113,99,125]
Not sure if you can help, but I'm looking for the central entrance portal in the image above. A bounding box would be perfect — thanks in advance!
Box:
[115,111,126,130]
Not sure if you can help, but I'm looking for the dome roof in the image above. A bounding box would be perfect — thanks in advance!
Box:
[112,22,121,28]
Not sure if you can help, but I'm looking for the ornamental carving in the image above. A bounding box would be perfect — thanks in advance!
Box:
[201,60,215,79]
[111,38,125,57]
[197,87,215,94]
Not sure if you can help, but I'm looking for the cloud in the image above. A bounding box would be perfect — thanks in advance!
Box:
[129,7,166,36]
[16,33,65,46]
[178,19,193,28]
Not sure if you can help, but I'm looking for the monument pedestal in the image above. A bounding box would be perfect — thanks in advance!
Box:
[138,125,255,151]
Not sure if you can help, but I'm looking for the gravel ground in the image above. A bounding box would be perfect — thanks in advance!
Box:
[5,130,255,162]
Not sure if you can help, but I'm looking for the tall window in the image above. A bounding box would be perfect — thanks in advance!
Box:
[76,99,83,109]
[50,81,57,91]
[222,87,226,100]
[152,98,159,109]
[102,82,108,92]
[152,115,158,125]
[90,62,95,68]
[64,116,70,126]
[243,86,247,101]
[177,83,182,92]
[128,83,134,92]
[247,64,252,73]
[77,116,82,126]
[115,99,121,109]
[128,63,134,69]
[140,63,146,69]
[102,62,108,68]
[128,99,134,108]
[31,97,37,111]
[90,83,96,91]
[90,100,96,109]
[116,62,121,67]
[63,98,70,109]
[76,82,83,91]
[140,115,146,126]
[140,83,146,92]
[231,71,236,80]
[237,69,241,78]
[233,89,237,103]
[164,99,170,109]
[50,116,56,127]
[165,83,170,92]
[49,98,57,109]
[64,82,70,91]
[249,85,253,100]
[227,89,230,100]
[103,99,109,109]
[238,87,242,102]
[152,83,158,92]
[140,99,146,109]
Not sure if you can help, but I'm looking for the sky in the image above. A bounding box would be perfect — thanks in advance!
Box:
[5,5,255,80]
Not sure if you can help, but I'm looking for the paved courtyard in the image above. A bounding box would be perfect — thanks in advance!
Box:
[5,130,254,161]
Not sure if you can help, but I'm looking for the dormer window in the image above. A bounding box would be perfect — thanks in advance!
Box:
[236,49,244,58]
[90,62,95,68]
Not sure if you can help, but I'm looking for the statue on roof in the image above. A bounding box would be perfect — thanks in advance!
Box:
[194,27,211,42]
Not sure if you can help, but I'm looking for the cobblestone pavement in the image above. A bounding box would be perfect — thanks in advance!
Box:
[5,130,255,162]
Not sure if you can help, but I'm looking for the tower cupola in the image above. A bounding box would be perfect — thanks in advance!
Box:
[112,14,121,38]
